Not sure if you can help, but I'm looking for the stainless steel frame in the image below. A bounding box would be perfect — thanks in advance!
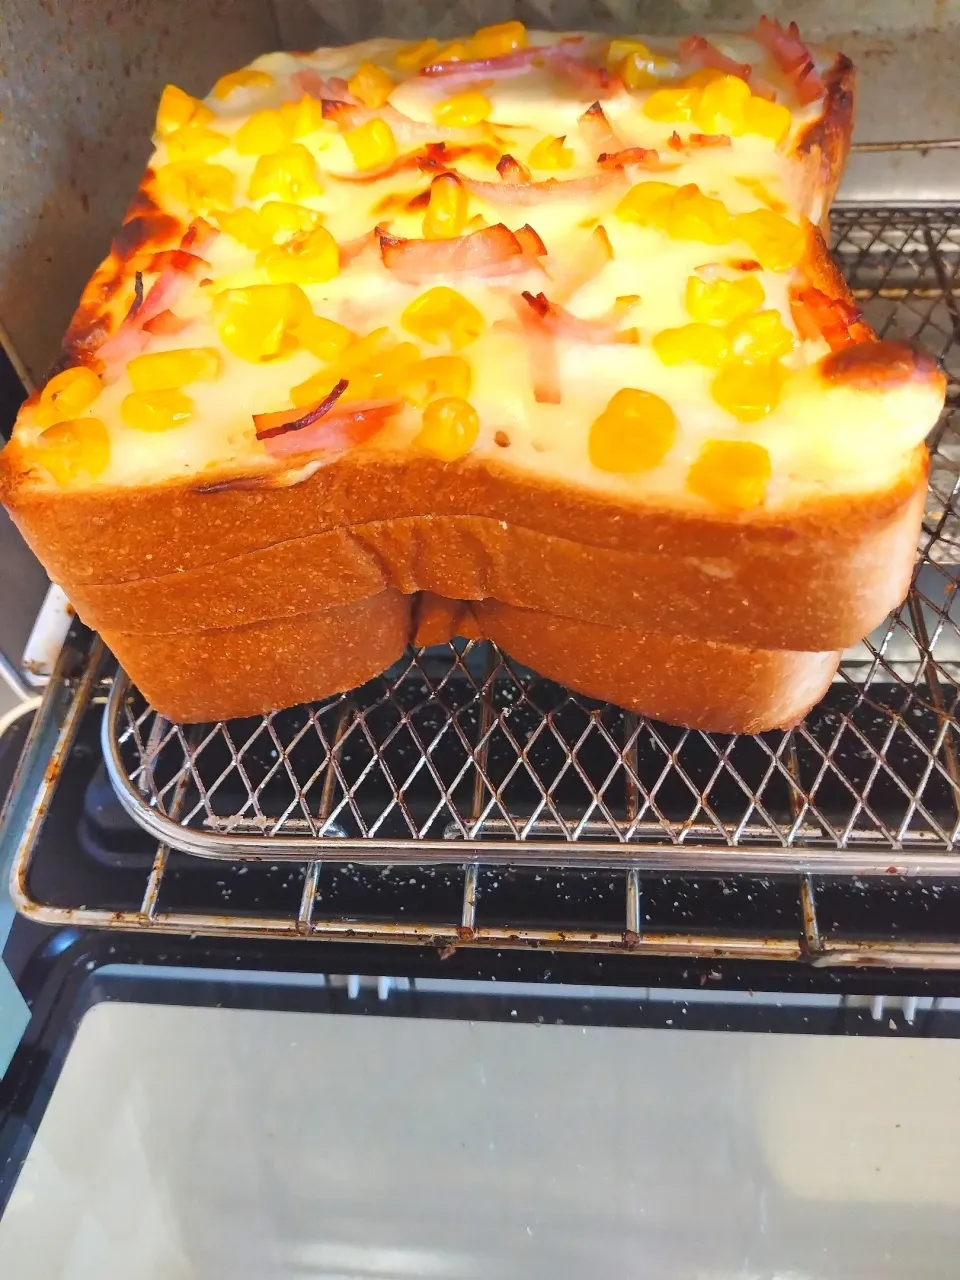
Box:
[5,202,960,965]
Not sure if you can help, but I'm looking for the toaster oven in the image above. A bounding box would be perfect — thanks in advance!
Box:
[3,3,960,1274]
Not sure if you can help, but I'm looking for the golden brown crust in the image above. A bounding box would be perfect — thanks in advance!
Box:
[472,599,841,734]
[822,339,945,391]
[54,458,927,651]
[55,171,186,377]
[103,590,412,724]
[796,54,856,226]
[104,587,841,733]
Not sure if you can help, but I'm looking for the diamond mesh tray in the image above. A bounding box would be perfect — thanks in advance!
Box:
[102,205,960,875]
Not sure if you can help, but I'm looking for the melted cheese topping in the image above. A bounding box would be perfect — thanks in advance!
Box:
[9,30,944,510]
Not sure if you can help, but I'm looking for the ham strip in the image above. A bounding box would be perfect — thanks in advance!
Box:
[510,297,561,404]
[291,68,354,101]
[419,37,583,81]
[578,101,622,158]
[378,222,536,281]
[521,290,639,343]
[545,224,613,303]
[750,16,824,105]
[458,169,626,205]
[678,35,751,81]
[790,286,862,350]
[97,220,220,364]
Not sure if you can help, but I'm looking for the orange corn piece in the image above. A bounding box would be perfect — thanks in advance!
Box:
[588,388,677,473]
[33,418,110,486]
[401,287,486,349]
[734,209,806,272]
[215,283,310,362]
[248,144,322,201]
[35,367,102,428]
[528,135,574,170]
[402,355,472,406]
[155,84,213,137]
[348,62,395,110]
[416,396,480,461]
[711,359,785,421]
[685,273,765,323]
[213,68,275,99]
[653,323,729,368]
[687,439,771,509]
[120,388,194,432]
[423,174,469,240]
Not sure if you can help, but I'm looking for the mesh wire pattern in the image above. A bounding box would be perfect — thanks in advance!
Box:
[111,207,960,863]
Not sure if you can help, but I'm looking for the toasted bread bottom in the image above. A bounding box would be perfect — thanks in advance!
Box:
[102,588,840,733]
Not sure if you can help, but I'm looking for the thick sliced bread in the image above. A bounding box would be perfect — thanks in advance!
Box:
[103,587,840,732]
[0,26,946,730]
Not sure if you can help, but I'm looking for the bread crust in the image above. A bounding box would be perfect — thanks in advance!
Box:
[51,456,926,651]
[103,588,841,733]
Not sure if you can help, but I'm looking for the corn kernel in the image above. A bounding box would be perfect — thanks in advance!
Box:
[155,84,213,138]
[653,323,729,368]
[693,73,751,136]
[220,201,321,249]
[217,206,271,249]
[589,388,677,474]
[258,200,322,242]
[164,123,229,161]
[665,184,732,244]
[470,21,527,58]
[156,161,235,213]
[291,331,416,406]
[248,144,322,201]
[643,86,700,123]
[615,180,678,227]
[33,418,110,486]
[290,328,387,406]
[234,108,294,156]
[620,53,663,90]
[726,309,796,361]
[734,209,806,272]
[120,388,194,432]
[711,359,784,421]
[278,95,328,139]
[528,135,574,170]
[423,173,469,240]
[215,283,310,362]
[348,62,395,110]
[681,68,726,89]
[295,314,355,362]
[401,287,486,349]
[607,38,653,66]
[257,225,339,284]
[743,97,792,143]
[37,367,102,428]
[362,341,422,399]
[434,90,492,128]
[213,68,275,99]
[686,273,765,323]
[687,439,771,509]
[416,396,480,461]
[344,118,398,172]
[435,41,470,63]
[395,38,440,72]
[402,355,472,406]
[127,347,222,392]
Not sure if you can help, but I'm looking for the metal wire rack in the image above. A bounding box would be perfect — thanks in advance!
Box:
[6,203,960,966]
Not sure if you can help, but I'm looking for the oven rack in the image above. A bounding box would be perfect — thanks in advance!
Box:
[4,203,960,967]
